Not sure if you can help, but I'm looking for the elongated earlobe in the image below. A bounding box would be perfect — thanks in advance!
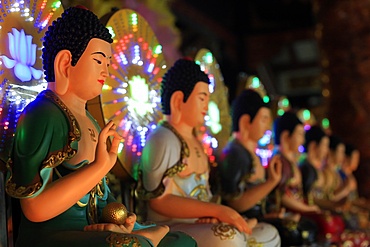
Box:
[54,50,72,95]
[170,91,184,125]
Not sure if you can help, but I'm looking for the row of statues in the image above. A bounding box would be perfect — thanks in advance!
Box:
[4,5,369,247]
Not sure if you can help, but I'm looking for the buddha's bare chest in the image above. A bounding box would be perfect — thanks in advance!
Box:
[180,137,208,175]
[69,115,98,164]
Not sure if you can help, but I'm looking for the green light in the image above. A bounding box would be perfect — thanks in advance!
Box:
[251,77,260,88]
[303,109,311,120]
[131,13,138,25]
[154,45,162,54]
[51,1,62,8]
[106,26,115,38]
[322,118,330,129]
[282,98,289,107]
[205,52,213,64]
[208,101,222,134]
[263,95,270,103]
[277,109,285,116]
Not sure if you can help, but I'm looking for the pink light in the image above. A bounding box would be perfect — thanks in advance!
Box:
[113,54,121,63]
[114,110,122,116]
[146,50,152,60]
[153,67,160,75]
[113,100,118,104]
[132,144,137,152]
[127,135,133,146]
[129,34,133,39]
[119,119,125,128]
[143,43,148,50]
[5,121,9,126]
[138,37,143,42]
[137,152,142,156]
[40,13,53,28]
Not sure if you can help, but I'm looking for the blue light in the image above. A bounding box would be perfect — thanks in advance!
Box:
[1,28,42,82]
[147,63,154,73]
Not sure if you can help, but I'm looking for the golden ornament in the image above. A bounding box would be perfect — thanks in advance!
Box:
[100,202,128,225]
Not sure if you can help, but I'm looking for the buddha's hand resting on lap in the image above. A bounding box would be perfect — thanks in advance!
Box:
[84,213,136,233]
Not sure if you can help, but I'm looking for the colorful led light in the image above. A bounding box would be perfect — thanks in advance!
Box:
[195,48,231,160]
[95,9,167,175]
[0,0,63,161]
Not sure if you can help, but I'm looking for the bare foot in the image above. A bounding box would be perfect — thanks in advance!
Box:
[245,218,258,229]
[195,217,220,224]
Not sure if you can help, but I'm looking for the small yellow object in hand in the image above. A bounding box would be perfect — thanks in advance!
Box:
[100,202,128,225]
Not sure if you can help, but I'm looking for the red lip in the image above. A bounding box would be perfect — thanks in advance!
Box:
[98,80,104,85]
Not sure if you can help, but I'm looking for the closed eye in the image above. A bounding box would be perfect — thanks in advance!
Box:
[93,58,102,64]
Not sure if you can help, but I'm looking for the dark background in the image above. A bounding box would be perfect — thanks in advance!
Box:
[172,0,319,109]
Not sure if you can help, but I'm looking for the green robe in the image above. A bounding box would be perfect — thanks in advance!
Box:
[6,90,196,247]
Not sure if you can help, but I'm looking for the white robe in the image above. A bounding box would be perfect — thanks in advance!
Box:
[140,124,281,247]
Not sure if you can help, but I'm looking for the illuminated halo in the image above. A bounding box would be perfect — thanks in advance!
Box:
[194,48,231,161]
[0,0,63,161]
[245,75,270,104]
[87,9,167,177]
[297,108,317,128]
[277,96,291,116]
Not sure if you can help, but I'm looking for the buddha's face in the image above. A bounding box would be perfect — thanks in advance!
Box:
[68,38,112,100]
[318,136,330,161]
[288,124,305,152]
[180,81,210,128]
[249,107,271,142]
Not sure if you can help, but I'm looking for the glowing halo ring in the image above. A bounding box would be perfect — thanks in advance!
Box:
[276,96,291,116]
[0,0,63,162]
[297,108,317,127]
[87,9,167,178]
[194,48,231,161]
